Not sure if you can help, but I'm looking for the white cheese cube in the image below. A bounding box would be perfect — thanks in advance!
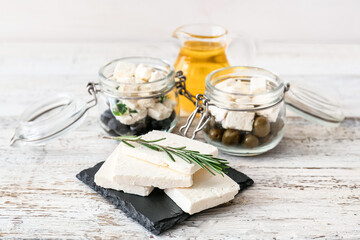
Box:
[94,147,154,196]
[250,77,267,94]
[135,64,153,82]
[149,70,166,82]
[113,62,136,79]
[216,78,250,94]
[119,131,218,175]
[162,98,177,110]
[209,105,228,122]
[222,111,255,131]
[113,152,193,189]
[115,108,147,125]
[148,102,172,120]
[164,169,240,215]
[122,99,155,110]
[257,103,282,122]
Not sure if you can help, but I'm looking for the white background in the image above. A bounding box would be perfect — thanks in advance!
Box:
[0,0,360,43]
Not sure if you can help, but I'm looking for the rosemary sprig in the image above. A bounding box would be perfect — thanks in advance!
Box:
[104,136,229,176]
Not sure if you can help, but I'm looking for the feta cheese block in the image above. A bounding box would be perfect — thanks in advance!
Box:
[94,147,154,196]
[222,111,255,131]
[164,169,240,215]
[114,151,193,188]
[119,131,218,175]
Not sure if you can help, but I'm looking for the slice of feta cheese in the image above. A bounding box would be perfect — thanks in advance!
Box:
[113,62,136,79]
[250,77,267,94]
[94,147,154,196]
[119,131,218,175]
[148,102,172,120]
[209,105,228,122]
[135,64,153,82]
[113,152,193,189]
[115,108,147,125]
[164,169,240,215]
[149,70,166,82]
[222,111,255,131]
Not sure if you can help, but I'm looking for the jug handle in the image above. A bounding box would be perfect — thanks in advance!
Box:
[226,32,256,66]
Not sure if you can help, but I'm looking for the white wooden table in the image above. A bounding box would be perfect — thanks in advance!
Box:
[0,41,359,239]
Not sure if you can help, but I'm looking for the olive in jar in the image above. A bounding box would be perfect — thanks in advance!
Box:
[209,128,223,141]
[242,134,259,148]
[253,116,270,137]
[222,129,241,146]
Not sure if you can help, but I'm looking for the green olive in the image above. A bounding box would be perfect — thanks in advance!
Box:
[222,129,241,146]
[260,134,273,145]
[253,116,270,137]
[242,134,259,148]
[209,128,223,141]
[203,117,216,134]
[270,119,285,136]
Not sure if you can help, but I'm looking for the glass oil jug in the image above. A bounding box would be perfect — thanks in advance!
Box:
[173,24,255,114]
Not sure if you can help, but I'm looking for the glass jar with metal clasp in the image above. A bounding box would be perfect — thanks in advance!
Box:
[179,66,344,156]
[10,57,193,146]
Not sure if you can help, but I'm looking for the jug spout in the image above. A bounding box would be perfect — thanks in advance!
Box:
[172,24,229,45]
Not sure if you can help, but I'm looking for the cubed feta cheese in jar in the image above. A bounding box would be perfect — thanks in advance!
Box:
[113,62,136,79]
[250,77,267,94]
[209,105,228,122]
[135,64,153,82]
[115,108,147,125]
[148,102,173,121]
[149,70,166,82]
[222,111,255,131]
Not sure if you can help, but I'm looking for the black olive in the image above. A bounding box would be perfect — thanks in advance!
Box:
[253,116,270,137]
[100,109,114,125]
[209,129,223,141]
[130,118,150,135]
[222,129,241,146]
[148,111,177,131]
[108,118,129,135]
[242,134,259,148]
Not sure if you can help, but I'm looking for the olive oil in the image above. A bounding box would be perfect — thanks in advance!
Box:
[174,41,230,113]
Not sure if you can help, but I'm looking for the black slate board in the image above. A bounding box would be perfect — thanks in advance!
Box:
[76,161,254,235]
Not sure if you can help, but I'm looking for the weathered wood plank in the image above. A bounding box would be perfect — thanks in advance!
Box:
[0,116,359,239]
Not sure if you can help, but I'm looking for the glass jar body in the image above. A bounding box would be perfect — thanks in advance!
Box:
[202,102,285,156]
[202,66,286,156]
[97,57,179,136]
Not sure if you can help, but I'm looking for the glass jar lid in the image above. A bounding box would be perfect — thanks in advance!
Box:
[10,83,98,146]
[205,66,344,125]
[285,83,344,126]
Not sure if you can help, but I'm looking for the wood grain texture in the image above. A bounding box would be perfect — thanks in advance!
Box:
[0,42,359,239]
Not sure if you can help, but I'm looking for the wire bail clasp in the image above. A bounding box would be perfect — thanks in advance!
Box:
[85,82,100,111]
[175,71,197,105]
[179,94,211,139]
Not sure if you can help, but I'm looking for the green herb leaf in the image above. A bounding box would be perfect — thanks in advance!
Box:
[116,102,128,115]
[129,109,138,114]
